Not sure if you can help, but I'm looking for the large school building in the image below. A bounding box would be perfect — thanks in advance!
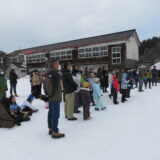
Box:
[8,29,140,71]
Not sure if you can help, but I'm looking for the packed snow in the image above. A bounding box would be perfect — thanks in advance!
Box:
[0,76,160,160]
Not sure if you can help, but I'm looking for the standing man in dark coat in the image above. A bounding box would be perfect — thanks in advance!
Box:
[152,66,158,86]
[9,69,18,97]
[62,62,78,121]
[44,61,65,139]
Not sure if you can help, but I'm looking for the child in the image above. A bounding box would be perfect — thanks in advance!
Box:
[111,75,119,104]
[9,95,30,123]
[21,94,39,115]
[92,78,106,111]
[79,80,92,120]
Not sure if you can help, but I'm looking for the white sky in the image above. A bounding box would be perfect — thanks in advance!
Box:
[0,0,160,52]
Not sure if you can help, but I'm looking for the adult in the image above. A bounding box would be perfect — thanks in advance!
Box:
[0,69,7,101]
[31,70,42,98]
[152,66,158,86]
[9,69,18,97]
[145,68,152,89]
[44,61,65,139]
[62,62,78,121]
[72,69,81,113]
[101,68,109,92]
[97,68,104,90]
[0,98,17,128]
[137,68,145,92]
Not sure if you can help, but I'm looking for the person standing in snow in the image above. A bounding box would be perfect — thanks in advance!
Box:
[31,70,42,98]
[111,75,119,104]
[137,68,145,92]
[44,61,65,139]
[152,66,158,86]
[92,78,106,111]
[108,70,113,99]
[79,75,92,120]
[9,69,18,97]
[0,69,8,101]
[121,70,128,103]
[145,68,152,89]
[72,69,81,113]
[62,62,78,121]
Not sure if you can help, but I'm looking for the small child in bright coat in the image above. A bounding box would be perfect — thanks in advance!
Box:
[92,78,106,111]
[111,75,119,104]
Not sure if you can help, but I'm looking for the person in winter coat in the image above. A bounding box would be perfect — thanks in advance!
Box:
[152,66,158,86]
[97,68,104,90]
[72,69,81,113]
[9,69,18,97]
[21,94,39,115]
[89,72,96,106]
[92,78,106,111]
[101,68,109,92]
[137,68,145,92]
[117,69,123,93]
[0,69,7,101]
[62,62,78,121]
[108,70,113,99]
[111,75,119,104]
[0,98,18,128]
[121,71,128,103]
[44,61,65,139]
[31,70,42,98]
[9,95,30,123]
[132,68,139,88]
[145,68,152,89]
[79,80,92,120]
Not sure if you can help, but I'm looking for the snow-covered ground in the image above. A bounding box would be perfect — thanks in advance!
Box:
[0,76,160,160]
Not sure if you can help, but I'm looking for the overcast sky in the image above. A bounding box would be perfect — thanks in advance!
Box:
[0,0,159,52]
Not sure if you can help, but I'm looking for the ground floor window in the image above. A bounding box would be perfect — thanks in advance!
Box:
[112,46,121,64]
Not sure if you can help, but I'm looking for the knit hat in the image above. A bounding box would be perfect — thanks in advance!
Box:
[82,82,89,88]
[28,94,34,100]
[93,78,100,83]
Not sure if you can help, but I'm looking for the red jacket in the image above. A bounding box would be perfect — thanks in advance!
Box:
[112,75,120,92]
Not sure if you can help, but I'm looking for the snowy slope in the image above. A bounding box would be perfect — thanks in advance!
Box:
[0,77,160,160]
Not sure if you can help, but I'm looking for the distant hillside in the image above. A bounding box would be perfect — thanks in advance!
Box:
[140,37,160,64]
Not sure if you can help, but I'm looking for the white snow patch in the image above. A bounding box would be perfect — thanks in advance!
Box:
[0,77,160,160]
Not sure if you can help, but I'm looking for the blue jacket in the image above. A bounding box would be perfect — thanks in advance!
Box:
[10,102,20,111]
[92,82,103,98]
[121,73,128,89]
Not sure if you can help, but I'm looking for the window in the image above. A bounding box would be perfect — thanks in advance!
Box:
[78,45,108,59]
[26,52,46,64]
[112,47,121,64]
[50,50,72,60]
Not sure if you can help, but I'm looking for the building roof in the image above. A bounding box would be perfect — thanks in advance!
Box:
[9,29,138,56]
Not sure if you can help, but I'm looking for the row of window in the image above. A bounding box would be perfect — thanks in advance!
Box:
[26,53,46,64]
[78,45,108,58]
[50,50,72,60]
[10,46,121,65]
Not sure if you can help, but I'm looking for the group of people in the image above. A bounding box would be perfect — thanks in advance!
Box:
[0,69,39,128]
[0,62,159,139]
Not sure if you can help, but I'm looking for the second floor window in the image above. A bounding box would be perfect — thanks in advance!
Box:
[78,45,108,59]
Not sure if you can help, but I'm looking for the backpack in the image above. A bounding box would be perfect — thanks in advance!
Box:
[44,71,59,98]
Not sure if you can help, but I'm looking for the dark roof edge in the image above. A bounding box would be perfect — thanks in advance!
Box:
[21,29,136,51]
